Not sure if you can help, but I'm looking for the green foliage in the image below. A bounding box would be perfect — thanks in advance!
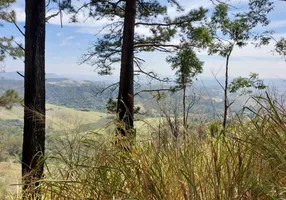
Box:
[0,0,24,64]
[209,1,273,57]
[106,98,117,113]
[0,89,22,109]
[208,2,271,130]
[255,34,286,61]
[61,0,169,75]
[61,0,209,77]
[45,81,116,111]
[209,4,249,56]
[106,98,141,115]
[0,0,16,23]
[0,36,23,62]
[243,0,281,60]
[247,0,274,26]
[208,120,221,137]
[0,119,23,134]
[0,119,22,161]
[229,73,266,94]
[275,37,286,60]
[167,49,203,89]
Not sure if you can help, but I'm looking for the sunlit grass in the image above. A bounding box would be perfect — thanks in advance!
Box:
[3,93,286,199]
[0,162,21,199]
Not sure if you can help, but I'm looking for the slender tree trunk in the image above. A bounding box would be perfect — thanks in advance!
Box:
[222,53,231,133]
[116,0,136,137]
[182,80,187,140]
[183,85,186,127]
[22,0,46,196]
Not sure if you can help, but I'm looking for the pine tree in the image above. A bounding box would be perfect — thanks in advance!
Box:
[22,0,46,197]
[61,0,208,138]
[167,49,204,139]
[0,89,22,109]
[0,0,24,110]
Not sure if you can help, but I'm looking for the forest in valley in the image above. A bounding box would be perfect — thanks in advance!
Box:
[0,0,286,199]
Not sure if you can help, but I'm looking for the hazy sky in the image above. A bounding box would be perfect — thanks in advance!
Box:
[1,0,286,80]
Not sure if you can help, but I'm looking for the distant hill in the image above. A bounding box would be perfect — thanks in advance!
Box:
[0,71,67,80]
[1,72,284,118]
[2,72,285,89]
[0,77,225,118]
[0,71,120,82]
[0,78,114,111]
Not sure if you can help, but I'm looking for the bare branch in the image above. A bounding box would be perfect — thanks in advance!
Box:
[210,0,238,9]
[211,70,225,90]
[135,88,172,96]
[134,63,170,83]
[9,15,25,37]
[17,71,24,78]
[199,77,220,120]
[134,43,180,49]
[46,11,60,22]
[14,41,25,51]
[186,92,197,122]
[91,82,119,96]
[135,19,196,27]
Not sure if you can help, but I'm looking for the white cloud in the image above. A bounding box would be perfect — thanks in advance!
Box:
[230,33,286,59]
[56,33,75,46]
[76,27,100,35]
[13,7,25,22]
[203,59,286,79]
[56,32,64,37]
[268,20,286,29]
[61,36,75,46]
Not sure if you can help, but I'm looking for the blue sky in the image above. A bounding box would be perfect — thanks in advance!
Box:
[1,0,286,80]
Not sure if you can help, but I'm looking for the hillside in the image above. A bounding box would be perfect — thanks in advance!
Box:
[0,104,109,195]
[0,104,108,132]
[0,76,249,119]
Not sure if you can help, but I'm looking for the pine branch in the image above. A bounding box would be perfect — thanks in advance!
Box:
[9,15,25,37]
[45,11,60,22]
[17,71,24,78]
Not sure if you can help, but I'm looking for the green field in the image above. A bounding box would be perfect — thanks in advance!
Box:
[0,104,165,195]
[0,104,108,131]
[0,104,109,195]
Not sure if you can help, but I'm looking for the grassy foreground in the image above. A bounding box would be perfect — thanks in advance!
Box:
[5,94,286,200]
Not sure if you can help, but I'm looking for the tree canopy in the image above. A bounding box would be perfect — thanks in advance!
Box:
[0,0,24,65]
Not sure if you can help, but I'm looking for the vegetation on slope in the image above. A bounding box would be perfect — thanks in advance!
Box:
[1,91,284,199]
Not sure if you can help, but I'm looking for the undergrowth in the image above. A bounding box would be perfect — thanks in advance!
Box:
[8,93,286,199]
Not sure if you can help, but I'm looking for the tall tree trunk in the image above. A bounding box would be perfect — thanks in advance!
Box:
[116,0,136,137]
[182,76,187,140]
[222,53,230,133]
[22,0,46,196]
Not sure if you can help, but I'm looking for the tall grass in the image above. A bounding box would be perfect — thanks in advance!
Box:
[9,92,286,199]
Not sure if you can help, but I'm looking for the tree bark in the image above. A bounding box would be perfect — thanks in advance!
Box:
[222,53,230,133]
[22,0,46,196]
[182,75,187,140]
[116,0,136,136]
